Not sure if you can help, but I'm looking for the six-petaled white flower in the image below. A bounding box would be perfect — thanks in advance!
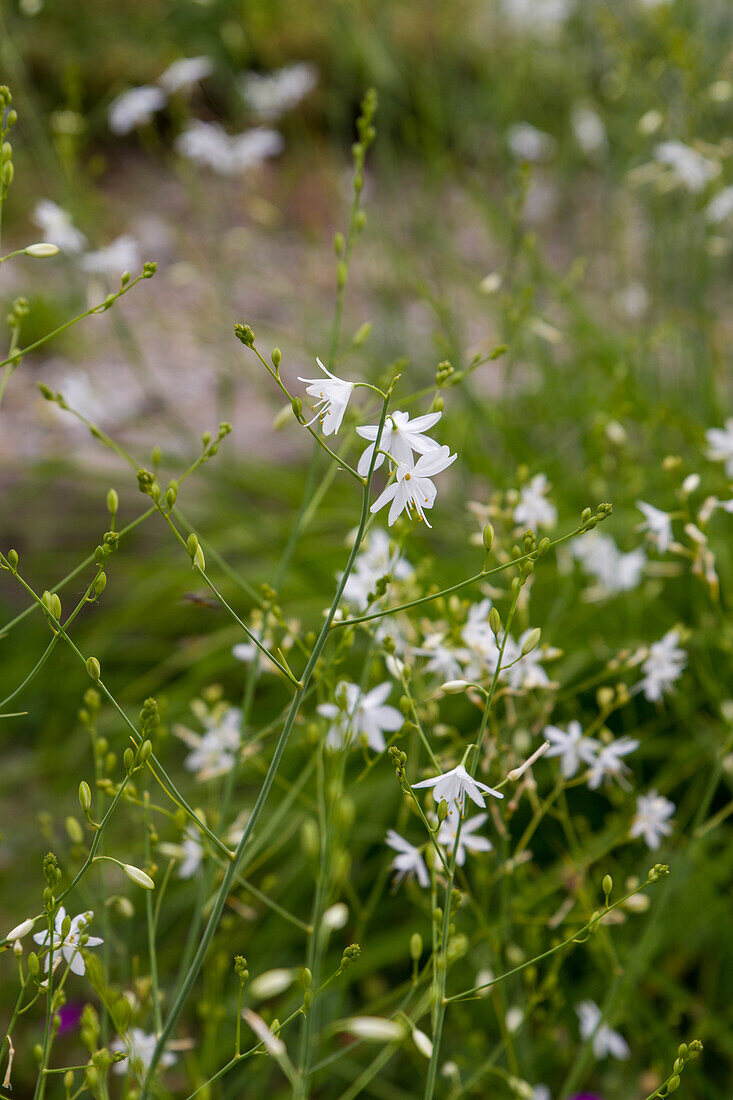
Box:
[438,812,493,866]
[636,500,673,554]
[318,681,402,753]
[586,736,639,790]
[640,629,686,702]
[299,358,355,436]
[576,1000,630,1060]
[370,446,457,528]
[630,790,675,850]
[413,763,503,813]
[356,409,442,477]
[543,721,599,779]
[33,908,102,976]
[385,830,429,888]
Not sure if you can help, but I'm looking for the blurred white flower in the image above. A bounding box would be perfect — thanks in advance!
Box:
[653,141,719,193]
[615,282,649,321]
[705,419,733,476]
[249,968,296,1000]
[576,1000,630,1060]
[571,531,646,596]
[178,830,204,879]
[112,1028,177,1078]
[507,122,556,162]
[437,812,492,866]
[514,474,557,530]
[640,629,686,702]
[385,830,429,888]
[341,528,412,610]
[240,62,318,120]
[33,908,102,976]
[175,121,283,175]
[356,409,442,477]
[544,721,599,778]
[412,763,503,813]
[370,446,458,528]
[502,0,571,35]
[636,500,673,553]
[413,632,468,681]
[158,56,213,94]
[242,1009,286,1056]
[586,737,639,790]
[181,707,242,780]
[461,599,501,678]
[572,105,607,157]
[705,185,733,225]
[108,86,166,134]
[501,631,557,691]
[630,790,675,849]
[79,235,141,278]
[299,357,354,436]
[32,199,87,254]
[318,681,402,753]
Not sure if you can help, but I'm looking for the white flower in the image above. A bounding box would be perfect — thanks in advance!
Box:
[640,629,686,702]
[340,528,412,609]
[32,200,87,254]
[179,830,204,879]
[513,474,557,530]
[576,1000,630,1060]
[705,185,733,225]
[571,532,646,595]
[413,632,467,681]
[572,105,607,156]
[240,62,318,121]
[502,631,557,692]
[412,763,504,813]
[249,968,295,999]
[653,141,719,193]
[318,681,402,753]
[502,0,571,33]
[544,721,599,779]
[32,908,102,976]
[370,446,457,528]
[636,500,673,553]
[79,235,141,278]
[630,790,675,849]
[461,599,501,678]
[108,86,166,134]
[242,1009,286,1057]
[437,812,493,866]
[299,358,354,436]
[174,122,283,175]
[356,409,442,477]
[112,1029,177,1078]
[385,830,429,888]
[158,56,213,94]
[586,736,639,790]
[705,419,733,477]
[507,122,556,162]
[183,707,242,779]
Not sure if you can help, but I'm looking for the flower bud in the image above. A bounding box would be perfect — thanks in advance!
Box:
[602,874,613,897]
[25,243,60,257]
[28,952,40,976]
[6,918,35,942]
[482,523,495,551]
[441,679,470,694]
[66,816,83,844]
[123,864,155,890]
[271,346,282,369]
[521,628,541,655]
[410,933,423,960]
[86,657,101,681]
[667,1076,680,1093]
[489,608,501,635]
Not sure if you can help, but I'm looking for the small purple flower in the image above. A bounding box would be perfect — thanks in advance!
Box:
[57,1001,84,1035]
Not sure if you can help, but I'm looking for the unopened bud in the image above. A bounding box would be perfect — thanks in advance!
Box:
[410,933,423,960]
[482,523,495,551]
[123,864,155,890]
[489,607,501,635]
[79,781,92,812]
[602,874,613,897]
[25,242,60,258]
[86,657,101,681]
[521,628,541,656]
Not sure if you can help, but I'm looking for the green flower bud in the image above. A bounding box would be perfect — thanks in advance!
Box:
[94,572,107,595]
[86,657,101,681]
[28,952,40,976]
[667,1076,680,1092]
[410,933,423,961]
[602,874,613,898]
[489,607,501,635]
[123,864,155,890]
[521,627,541,655]
[482,523,495,551]
[25,242,60,258]
[66,816,83,844]
[271,347,282,368]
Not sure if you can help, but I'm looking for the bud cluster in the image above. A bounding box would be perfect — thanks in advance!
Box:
[339,943,361,972]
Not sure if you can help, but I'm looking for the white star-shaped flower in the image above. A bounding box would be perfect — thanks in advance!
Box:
[705,419,733,477]
[640,629,686,702]
[384,830,429,888]
[356,409,442,477]
[318,681,402,753]
[636,500,673,553]
[33,908,102,976]
[586,736,639,791]
[112,1028,177,1079]
[437,812,493,866]
[513,474,557,530]
[630,790,675,850]
[370,446,457,528]
[543,721,599,779]
[412,763,503,813]
[299,358,354,436]
[576,1000,630,1060]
